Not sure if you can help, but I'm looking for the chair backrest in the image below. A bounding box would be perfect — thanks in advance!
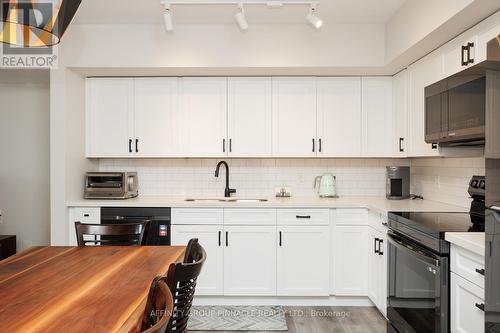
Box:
[165,238,206,333]
[74,221,148,246]
[141,276,174,333]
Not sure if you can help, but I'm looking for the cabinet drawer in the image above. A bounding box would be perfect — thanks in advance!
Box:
[224,209,276,225]
[451,244,485,289]
[335,208,368,226]
[277,209,329,226]
[71,207,100,224]
[172,208,223,225]
[451,272,485,333]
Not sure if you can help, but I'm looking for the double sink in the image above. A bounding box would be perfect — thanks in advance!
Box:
[185,198,268,203]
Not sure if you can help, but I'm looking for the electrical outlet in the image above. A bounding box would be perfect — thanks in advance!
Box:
[0,209,2,224]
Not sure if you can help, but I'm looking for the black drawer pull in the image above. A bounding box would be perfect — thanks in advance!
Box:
[378,239,384,256]
[83,214,90,217]
[218,231,221,247]
[279,231,282,247]
[374,237,379,254]
[225,231,228,247]
[296,215,311,219]
[476,268,485,276]
[475,303,485,311]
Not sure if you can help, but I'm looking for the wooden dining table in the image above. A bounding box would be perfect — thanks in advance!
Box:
[0,245,186,333]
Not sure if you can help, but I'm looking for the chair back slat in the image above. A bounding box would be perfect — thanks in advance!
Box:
[165,238,206,333]
[75,221,148,246]
[141,276,174,333]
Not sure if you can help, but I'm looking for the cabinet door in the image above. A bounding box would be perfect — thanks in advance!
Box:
[134,78,181,157]
[86,78,134,157]
[392,70,408,157]
[443,36,478,77]
[227,78,272,157]
[223,225,276,296]
[368,227,381,307]
[272,77,317,157]
[334,225,368,296]
[407,52,444,157]
[317,77,361,157]
[361,77,393,157]
[451,272,485,333]
[171,225,224,295]
[378,232,388,317]
[277,225,330,296]
[180,78,227,157]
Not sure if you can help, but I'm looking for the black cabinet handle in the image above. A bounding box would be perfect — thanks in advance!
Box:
[223,139,226,153]
[476,303,485,311]
[378,239,384,256]
[432,143,438,149]
[399,138,404,152]
[225,231,228,247]
[319,138,322,153]
[467,42,475,65]
[279,231,282,247]
[312,138,315,153]
[83,214,90,217]
[229,139,232,153]
[461,44,468,66]
[374,237,379,254]
[135,139,139,153]
[296,215,311,219]
[218,231,221,247]
[476,268,485,276]
[128,139,132,153]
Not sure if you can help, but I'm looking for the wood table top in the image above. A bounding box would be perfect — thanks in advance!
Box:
[0,246,186,333]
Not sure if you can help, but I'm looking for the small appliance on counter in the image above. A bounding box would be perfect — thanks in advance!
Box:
[84,172,138,199]
[314,173,338,198]
[386,166,410,200]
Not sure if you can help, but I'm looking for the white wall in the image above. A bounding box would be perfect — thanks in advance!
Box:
[0,71,50,250]
[59,23,385,71]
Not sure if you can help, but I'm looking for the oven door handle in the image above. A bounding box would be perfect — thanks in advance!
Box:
[388,233,440,267]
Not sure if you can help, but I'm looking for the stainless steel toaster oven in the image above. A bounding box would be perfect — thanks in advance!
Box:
[84,172,138,199]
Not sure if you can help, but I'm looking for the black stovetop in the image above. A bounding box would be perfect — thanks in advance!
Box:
[388,211,484,240]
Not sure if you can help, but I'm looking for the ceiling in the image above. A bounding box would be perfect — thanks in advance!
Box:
[74,0,407,25]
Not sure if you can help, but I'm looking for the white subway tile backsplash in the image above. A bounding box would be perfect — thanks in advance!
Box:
[98,156,483,208]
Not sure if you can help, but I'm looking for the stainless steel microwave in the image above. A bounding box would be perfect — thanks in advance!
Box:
[424,75,486,146]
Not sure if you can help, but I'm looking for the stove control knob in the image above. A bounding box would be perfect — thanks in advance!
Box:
[479,180,485,190]
[470,180,478,188]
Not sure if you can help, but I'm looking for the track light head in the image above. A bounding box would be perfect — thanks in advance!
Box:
[163,4,173,32]
[234,4,248,31]
[306,4,322,29]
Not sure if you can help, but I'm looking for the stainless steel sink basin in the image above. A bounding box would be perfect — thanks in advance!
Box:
[184,198,268,203]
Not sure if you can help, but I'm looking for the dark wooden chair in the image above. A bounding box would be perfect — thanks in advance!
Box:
[165,238,206,333]
[141,276,174,333]
[74,221,148,246]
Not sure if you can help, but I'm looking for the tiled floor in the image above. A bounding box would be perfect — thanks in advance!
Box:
[191,306,386,333]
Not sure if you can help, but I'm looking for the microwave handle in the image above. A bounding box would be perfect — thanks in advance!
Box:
[387,232,440,267]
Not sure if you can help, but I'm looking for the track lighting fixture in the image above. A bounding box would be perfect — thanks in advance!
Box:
[305,4,322,29]
[163,4,174,32]
[234,4,249,31]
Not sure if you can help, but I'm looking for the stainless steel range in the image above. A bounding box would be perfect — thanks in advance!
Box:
[386,176,485,333]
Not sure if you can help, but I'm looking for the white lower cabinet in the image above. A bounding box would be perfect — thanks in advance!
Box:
[334,225,368,296]
[223,225,277,296]
[277,225,330,296]
[451,272,485,333]
[171,224,224,296]
[368,226,387,316]
[450,244,485,333]
[68,207,101,246]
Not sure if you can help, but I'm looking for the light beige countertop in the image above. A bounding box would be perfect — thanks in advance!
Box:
[67,196,468,214]
[445,232,485,256]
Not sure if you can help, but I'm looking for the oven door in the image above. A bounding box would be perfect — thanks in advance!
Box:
[387,231,449,333]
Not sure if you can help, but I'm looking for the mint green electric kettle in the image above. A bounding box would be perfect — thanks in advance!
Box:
[314,173,338,198]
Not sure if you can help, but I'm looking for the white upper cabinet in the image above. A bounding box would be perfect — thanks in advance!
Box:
[392,70,409,157]
[227,78,272,157]
[317,77,362,157]
[86,78,134,157]
[134,78,180,157]
[272,77,317,157]
[443,34,479,77]
[361,77,393,157]
[180,77,228,157]
[407,51,444,157]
